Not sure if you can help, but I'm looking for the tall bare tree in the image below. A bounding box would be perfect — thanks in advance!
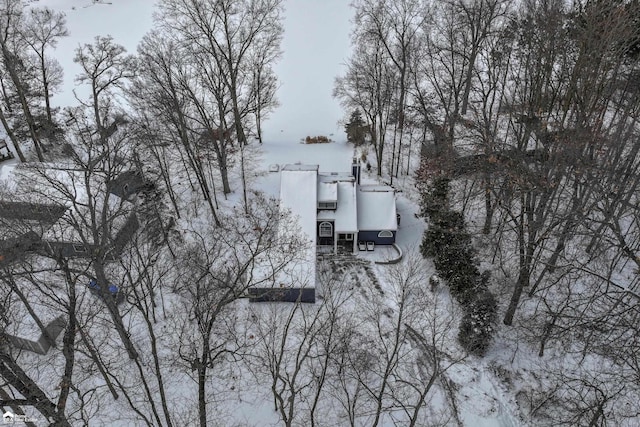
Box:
[334,38,396,175]
[352,0,427,182]
[157,0,284,147]
[0,0,46,161]
[21,6,68,124]
[169,192,307,427]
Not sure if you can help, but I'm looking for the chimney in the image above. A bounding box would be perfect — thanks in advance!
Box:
[351,157,361,185]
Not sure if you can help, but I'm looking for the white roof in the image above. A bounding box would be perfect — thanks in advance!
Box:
[317,180,357,232]
[357,185,397,231]
[276,166,318,287]
[318,181,337,202]
[282,164,319,172]
[280,166,318,240]
[6,164,90,206]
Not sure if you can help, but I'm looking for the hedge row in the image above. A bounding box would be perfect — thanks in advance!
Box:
[420,177,497,356]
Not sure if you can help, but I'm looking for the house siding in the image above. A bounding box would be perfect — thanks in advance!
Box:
[357,230,396,245]
[248,287,315,303]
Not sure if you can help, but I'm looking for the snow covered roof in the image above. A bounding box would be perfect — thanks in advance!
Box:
[317,180,358,232]
[317,173,353,203]
[3,164,90,207]
[280,166,318,240]
[282,164,319,172]
[277,165,318,287]
[42,193,134,244]
[318,181,337,202]
[357,185,397,231]
[0,164,134,245]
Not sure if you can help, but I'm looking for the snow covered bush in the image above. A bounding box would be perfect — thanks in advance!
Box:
[421,209,479,304]
[304,135,331,144]
[420,209,469,258]
[420,176,450,217]
[420,177,497,356]
[457,289,498,356]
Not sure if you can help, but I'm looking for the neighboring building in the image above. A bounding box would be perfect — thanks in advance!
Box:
[2,315,67,355]
[0,165,140,262]
[248,159,398,304]
[110,170,155,199]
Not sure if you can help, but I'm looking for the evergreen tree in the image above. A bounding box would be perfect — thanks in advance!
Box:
[344,109,367,146]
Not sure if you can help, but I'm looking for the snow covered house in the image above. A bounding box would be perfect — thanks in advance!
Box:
[282,159,397,255]
[0,164,139,262]
[279,160,397,255]
[317,159,398,253]
[247,160,398,304]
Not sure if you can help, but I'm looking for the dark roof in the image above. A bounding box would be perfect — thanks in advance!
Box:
[0,201,66,222]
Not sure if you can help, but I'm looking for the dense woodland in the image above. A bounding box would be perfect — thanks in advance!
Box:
[0,0,639,425]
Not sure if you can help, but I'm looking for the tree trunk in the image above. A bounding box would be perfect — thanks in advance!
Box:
[503,193,528,326]
[0,44,44,161]
[6,277,55,346]
[0,107,26,162]
[482,176,493,234]
[198,360,208,427]
[503,260,529,326]
[93,261,139,360]
[0,352,71,426]
[77,326,119,400]
[40,55,52,124]
[57,260,77,416]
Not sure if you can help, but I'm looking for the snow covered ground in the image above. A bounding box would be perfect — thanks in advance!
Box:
[0,2,542,426]
[252,137,525,427]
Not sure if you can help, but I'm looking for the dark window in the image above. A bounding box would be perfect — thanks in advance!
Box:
[318,202,337,210]
[319,222,333,237]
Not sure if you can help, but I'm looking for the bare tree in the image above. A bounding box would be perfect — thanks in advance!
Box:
[352,0,427,182]
[169,192,307,427]
[132,31,222,223]
[157,0,284,147]
[248,269,353,427]
[73,35,136,142]
[248,50,279,145]
[334,251,464,426]
[21,6,68,124]
[0,0,46,161]
[334,38,396,176]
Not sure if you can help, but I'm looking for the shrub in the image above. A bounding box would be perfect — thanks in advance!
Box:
[421,176,451,217]
[458,289,498,356]
[419,174,497,357]
[305,135,331,144]
[420,210,470,257]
